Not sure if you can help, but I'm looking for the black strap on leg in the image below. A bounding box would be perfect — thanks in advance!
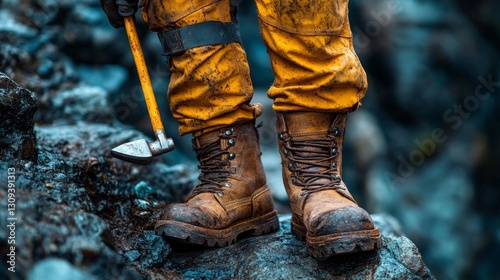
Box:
[157,21,242,57]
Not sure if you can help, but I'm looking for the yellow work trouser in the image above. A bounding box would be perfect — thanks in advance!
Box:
[142,0,367,136]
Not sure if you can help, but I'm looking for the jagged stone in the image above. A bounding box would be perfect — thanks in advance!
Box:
[34,122,197,203]
[41,85,114,124]
[0,73,38,163]
[0,74,195,279]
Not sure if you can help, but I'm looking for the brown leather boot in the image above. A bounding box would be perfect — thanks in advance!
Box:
[277,112,381,259]
[155,120,279,247]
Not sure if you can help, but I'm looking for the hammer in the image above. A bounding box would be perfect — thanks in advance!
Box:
[111,16,175,164]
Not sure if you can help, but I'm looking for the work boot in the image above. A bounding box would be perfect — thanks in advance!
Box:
[155,121,279,246]
[277,112,381,259]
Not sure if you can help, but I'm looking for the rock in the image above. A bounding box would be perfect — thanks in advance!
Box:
[34,122,197,202]
[42,85,114,124]
[0,74,196,279]
[75,64,128,94]
[0,192,129,280]
[0,73,38,163]
[72,212,114,245]
[159,214,434,279]
[347,110,387,169]
[133,181,155,199]
[146,163,199,203]
[371,213,405,237]
[27,258,98,280]
[347,0,500,278]
[0,120,195,279]
[62,3,131,64]
[122,230,171,269]
[381,141,479,279]
[0,10,36,38]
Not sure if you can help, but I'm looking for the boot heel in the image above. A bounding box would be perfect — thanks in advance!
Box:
[248,211,280,236]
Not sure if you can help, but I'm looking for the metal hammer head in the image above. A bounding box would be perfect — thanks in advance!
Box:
[111,129,175,165]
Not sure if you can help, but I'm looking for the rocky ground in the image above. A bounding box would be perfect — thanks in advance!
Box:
[1,0,499,279]
[1,61,437,279]
[0,72,434,279]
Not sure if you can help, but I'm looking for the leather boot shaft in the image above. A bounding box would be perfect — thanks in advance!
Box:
[190,120,267,201]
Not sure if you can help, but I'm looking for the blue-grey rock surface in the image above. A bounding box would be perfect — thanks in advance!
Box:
[160,214,433,279]
[0,74,38,163]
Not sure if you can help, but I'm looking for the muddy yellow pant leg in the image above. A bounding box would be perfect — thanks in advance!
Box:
[141,0,260,136]
[254,0,368,112]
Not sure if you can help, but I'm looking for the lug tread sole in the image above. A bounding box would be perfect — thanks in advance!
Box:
[291,220,382,260]
[155,210,279,247]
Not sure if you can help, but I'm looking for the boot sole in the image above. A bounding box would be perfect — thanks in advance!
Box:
[292,220,382,260]
[155,210,279,247]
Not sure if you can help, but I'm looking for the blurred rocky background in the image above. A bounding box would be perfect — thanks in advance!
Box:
[0,0,498,279]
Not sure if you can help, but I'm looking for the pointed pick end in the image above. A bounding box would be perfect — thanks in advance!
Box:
[111,139,153,165]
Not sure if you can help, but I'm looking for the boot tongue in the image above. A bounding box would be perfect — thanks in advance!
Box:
[280,112,338,185]
[283,112,335,137]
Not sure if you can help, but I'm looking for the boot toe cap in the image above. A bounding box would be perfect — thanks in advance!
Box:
[160,203,224,229]
[308,206,376,237]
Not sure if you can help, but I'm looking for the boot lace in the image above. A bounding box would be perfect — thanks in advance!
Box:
[189,131,233,198]
[281,133,344,196]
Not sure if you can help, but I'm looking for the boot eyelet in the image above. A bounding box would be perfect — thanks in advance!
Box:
[333,128,341,137]
[279,133,284,140]
[291,178,297,184]
[228,153,236,160]
[288,162,293,170]
[333,174,341,181]
[332,148,338,155]
[217,191,224,196]
[332,162,337,168]
[283,149,288,156]
[228,139,235,146]
[224,182,232,188]
[230,167,238,174]
[225,130,233,136]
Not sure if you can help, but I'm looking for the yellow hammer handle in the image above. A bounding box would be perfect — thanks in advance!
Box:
[123,16,164,132]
